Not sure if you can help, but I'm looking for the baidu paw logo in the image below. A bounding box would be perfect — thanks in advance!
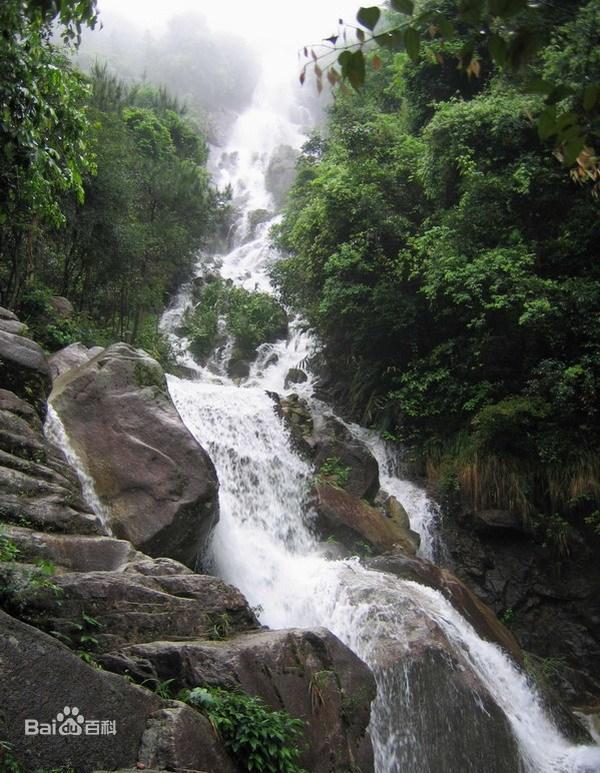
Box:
[57,706,84,736]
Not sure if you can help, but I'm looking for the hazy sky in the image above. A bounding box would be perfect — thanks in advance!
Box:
[95,0,361,49]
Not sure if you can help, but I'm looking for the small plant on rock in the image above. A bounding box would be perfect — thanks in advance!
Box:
[315,457,350,489]
[182,686,306,772]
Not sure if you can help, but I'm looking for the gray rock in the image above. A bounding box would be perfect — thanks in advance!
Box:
[0,390,100,534]
[99,627,376,773]
[137,702,238,772]
[0,329,51,418]
[227,356,251,380]
[0,318,27,335]
[312,414,380,501]
[366,552,522,663]
[442,509,600,706]
[0,306,18,321]
[0,609,236,772]
[473,508,526,533]
[49,295,74,318]
[284,367,308,389]
[49,342,92,379]
[0,560,258,653]
[1,525,139,572]
[50,344,219,568]
[313,482,420,556]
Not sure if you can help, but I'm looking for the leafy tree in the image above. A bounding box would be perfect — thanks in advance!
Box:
[302,0,599,178]
[276,12,600,538]
[0,0,96,306]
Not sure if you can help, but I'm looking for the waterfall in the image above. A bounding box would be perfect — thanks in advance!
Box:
[44,405,112,534]
[160,40,600,771]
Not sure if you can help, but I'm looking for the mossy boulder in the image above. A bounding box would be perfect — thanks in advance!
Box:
[50,344,219,568]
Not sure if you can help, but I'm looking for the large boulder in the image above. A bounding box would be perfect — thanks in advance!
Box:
[98,627,376,773]
[50,344,219,568]
[312,414,380,500]
[0,609,237,772]
[366,552,522,663]
[0,328,51,418]
[336,566,522,773]
[49,342,94,379]
[0,389,100,534]
[313,482,420,556]
[442,509,600,706]
[0,549,258,653]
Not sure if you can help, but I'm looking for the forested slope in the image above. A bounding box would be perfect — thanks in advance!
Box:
[0,1,228,360]
[274,0,600,548]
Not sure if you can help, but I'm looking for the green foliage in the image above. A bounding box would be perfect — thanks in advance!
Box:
[315,457,351,488]
[0,740,22,773]
[0,527,19,563]
[524,651,568,691]
[303,0,598,173]
[182,278,288,362]
[206,612,232,641]
[277,6,600,539]
[183,686,305,773]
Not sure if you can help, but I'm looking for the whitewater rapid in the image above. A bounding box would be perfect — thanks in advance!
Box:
[158,75,600,772]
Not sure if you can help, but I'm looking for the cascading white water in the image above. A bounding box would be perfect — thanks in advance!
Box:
[160,33,600,770]
[44,405,112,533]
[168,373,600,773]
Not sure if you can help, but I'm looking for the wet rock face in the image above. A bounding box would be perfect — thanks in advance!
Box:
[442,509,600,706]
[0,325,51,419]
[50,343,219,569]
[97,627,377,773]
[366,552,522,663]
[48,342,96,379]
[0,389,100,534]
[312,414,380,501]
[313,482,420,556]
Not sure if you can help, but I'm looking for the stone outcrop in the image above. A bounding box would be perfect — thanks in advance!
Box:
[442,509,600,706]
[313,482,420,556]
[49,342,97,379]
[366,552,522,663]
[50,344,219,568]
[312,413,380,500]
[0,389,100,534]
[0,322,51,418]
[97,627,376,773]
[0,609,237,772]
[0,529,258,654]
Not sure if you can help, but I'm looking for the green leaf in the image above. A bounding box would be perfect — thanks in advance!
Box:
[356,6,381,30]
[458,0,484,25]
[562,136,585,167]
[497,0,527,18]
[374,29,404,49]
[545,85,574,105]
[555,111,577,132]
[583,83,599,112]
[390,0,414,13]
[436,16,455,39]
[537,106,557,140]
[488,34,507,67]
[339,50,366,90]
[523,78,553,95]
[404,27,421,63]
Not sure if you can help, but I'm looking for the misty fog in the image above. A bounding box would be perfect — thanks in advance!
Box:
[76,0,361,142]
